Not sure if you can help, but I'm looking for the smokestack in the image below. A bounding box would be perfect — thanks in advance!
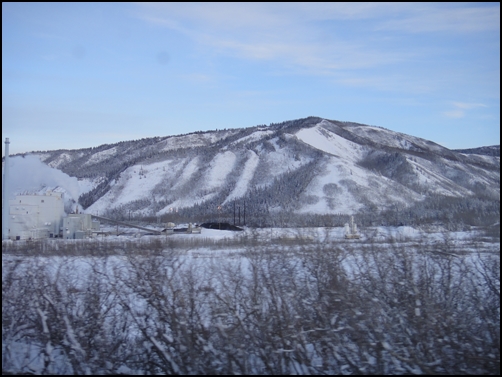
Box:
[2,138,10,240]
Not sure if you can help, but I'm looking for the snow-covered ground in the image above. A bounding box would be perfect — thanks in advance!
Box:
[4,225,497,257]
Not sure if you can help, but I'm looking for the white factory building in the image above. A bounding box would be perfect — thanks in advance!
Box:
[8,191,65,240]
[6,192,100,240]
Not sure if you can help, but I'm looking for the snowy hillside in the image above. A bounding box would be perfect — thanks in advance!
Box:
[5,117,500,227]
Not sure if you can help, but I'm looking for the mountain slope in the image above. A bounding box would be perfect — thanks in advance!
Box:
[11,117,500,227]
[453,145,500,157]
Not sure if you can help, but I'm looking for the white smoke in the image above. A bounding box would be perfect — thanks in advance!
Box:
[3,155,81,202]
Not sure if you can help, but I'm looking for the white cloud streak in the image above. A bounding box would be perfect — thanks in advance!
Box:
[133,3,499,87]
[379,5,500,33]
[135,3,412,74]
[443,101,488,118]
[451,102,488,110]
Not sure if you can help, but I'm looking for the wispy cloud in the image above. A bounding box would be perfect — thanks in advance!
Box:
[443,110,465,119]
[133,3,413,75]
[378,5,500,34]
[336,74,435,94]
[443,102,488,118]
[451,102,488,110]
[132,3,499,96]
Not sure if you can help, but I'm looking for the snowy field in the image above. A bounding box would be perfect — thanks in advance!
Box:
[3,224,499,257]
[2,226,500,375]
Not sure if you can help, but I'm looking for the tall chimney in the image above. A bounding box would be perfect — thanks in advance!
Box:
[2,138,10,240]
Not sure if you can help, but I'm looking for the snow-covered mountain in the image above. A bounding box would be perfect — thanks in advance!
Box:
[9,117,500,227]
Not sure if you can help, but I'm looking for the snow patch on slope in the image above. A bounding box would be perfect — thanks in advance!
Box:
[296,122,363,162]
[159,130,237,152]
[87,160,183,214]
[206,151,236,190]
[253,141,313,189]
[224,150,259,204]
[77,178,100,196]
[298,156,369,214]
[117,162,167,205]
[47,153,75,169]
[230,130,275,146]
[298,153,425,215]
[179,157,199,183]
[347,124,444,152]
[84,147,117,166]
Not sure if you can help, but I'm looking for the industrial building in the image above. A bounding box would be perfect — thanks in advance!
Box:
[6,193,101,241]
[8,191,65,240]
[63,213,100,239]
[2,138,101,241]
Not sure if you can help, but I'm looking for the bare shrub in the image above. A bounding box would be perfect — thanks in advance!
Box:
[2,233,499,374]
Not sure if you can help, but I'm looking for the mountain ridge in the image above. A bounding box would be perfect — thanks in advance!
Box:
[453,145,500,157]
[4,117,500,228]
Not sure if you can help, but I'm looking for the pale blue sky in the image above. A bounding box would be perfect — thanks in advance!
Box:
[2,2,500,155]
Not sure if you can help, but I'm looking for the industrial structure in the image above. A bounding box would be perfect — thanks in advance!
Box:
[63,213,100,239]
[5,192,103,241]
[8,191,65,240]
[2,138,10,240]
[91,214,164,235]
[344,216,360,239]
[1,138,204,241]
[1,138,102,241]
